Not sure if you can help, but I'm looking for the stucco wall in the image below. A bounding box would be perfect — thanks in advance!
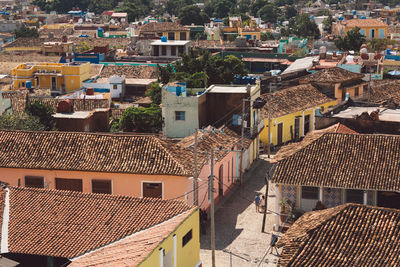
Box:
[139,209,200,267]
[162,89,201,138]
[0,168,188,200]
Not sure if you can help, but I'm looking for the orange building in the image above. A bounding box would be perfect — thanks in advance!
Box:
[0,128,253,211]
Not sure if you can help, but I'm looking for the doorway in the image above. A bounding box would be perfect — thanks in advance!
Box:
[277,123,283,145]
[218,165,223,198]
[294,116,300,140]
[304,115,310,135]
[51,77,56,90]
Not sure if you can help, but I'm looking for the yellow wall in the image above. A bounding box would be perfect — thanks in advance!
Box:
[345,25,387,39]
[139,209,201,267]
[162,31,190,40]
[334,83,365,101]
[260,100,337,146]
[12,62,90,91]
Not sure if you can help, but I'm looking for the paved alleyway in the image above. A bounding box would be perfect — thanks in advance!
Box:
[200,157,282,267]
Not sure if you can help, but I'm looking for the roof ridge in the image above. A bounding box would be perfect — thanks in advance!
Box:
[8,186,190,206]
[154,138,193,176]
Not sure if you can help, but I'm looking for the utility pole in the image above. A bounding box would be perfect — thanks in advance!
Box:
[261,174,269,233]
[193,128,198,206]
[210,148,216,267]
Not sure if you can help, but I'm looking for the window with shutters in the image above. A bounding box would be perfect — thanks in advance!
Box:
[182,229,192,247]
[55,178,83,192]
[25,176,44,188]
[301,186,319,199]
[92,180,112,194]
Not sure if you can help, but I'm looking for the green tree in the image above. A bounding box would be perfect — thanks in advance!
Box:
[334,27,365,51]
[14,25,39,38]
[322,15,335,34]
[261,32,275,41]
[165,0,194,15]
[25,101,55,131]
[118,105,163,133]
[213,0,233,18]
[0,113,45,131]
[157,64,174,84]
[178,5,209,25]
[283,14,320,39]
[145,82,162,104]
[368,38,395,52]
[285,5,297,20]
[250,0,267,16]
[257,4,279,23]
[238,0,251,14]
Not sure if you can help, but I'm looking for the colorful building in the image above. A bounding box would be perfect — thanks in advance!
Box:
[271,131,400,228]
[260,84,336,146]
[344,19,388,39]
[11,62,91,92]
[238,27,261,40]
[0,129,255,213]
[137,22,190,41]
[0,185,200,267]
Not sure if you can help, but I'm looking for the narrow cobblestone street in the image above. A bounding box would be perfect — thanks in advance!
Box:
[200,156,282,267]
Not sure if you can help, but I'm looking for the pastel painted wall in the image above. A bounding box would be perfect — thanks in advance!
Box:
[260,100,337,146]
[12,62,91,91]
[188,150,240,211]
[345,25,387,39]
[139,209,201,267]
[162,31,189,40]
[0,168,189,200]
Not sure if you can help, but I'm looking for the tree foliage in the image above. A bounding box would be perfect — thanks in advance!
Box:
[116,105,163,133]
[368,38,395,52]
[0,113,45,131]
[178,5,209,25]
[281,14,320,39]
[257,4,279,23]
[145,82,162,105]
[14,25,39,38]
[261,32,275,41]
[159,49,247,86]
[334,27,365,52]
[25,101,55,131]
[322,15,335,34]
[285,5,297,20]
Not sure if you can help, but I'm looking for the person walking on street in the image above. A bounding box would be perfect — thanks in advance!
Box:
[255,194,261,212]
[260,195,265,213]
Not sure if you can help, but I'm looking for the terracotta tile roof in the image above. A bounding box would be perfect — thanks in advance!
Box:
[3,186,193,259]
[138,22,189,33]
[345,18,387,28]
[2,93,110,114]
[99,65,157,79]
[69,209,195,266]
[300,67,364,83]
[3,37,59,48]
[170,126,253,174]
[278,204,400,267]
[272,133,400,192]
[261,84,335,118]
[0,130,191,176]
[272,123,358,162]
[369,80,400,105]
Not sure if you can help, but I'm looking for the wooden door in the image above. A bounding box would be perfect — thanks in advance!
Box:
[55,178,82,192]
[277,123,283,145]
[143,182,162,198]
[218,165,223,197]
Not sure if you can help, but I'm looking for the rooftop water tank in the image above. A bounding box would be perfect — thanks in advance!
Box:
[86,87,94,95]
[57,99,73,113]
[161,36,167,42]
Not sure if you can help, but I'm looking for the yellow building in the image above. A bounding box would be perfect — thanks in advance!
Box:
[260,84,336,146]
[138,22,190,41]
[344,19,388,39]
[12,62,91,92]
[238,27,261,40]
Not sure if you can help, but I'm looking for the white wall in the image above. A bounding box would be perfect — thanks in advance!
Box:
[162,89,200,138]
